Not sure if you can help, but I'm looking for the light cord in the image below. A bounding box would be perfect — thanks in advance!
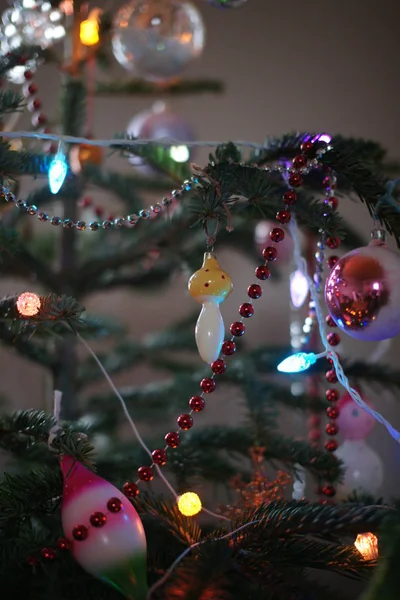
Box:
[48,390,62,449]
[289,216,400,443]
[76,332,232,521]
[146,519,260,599]
[0,130,273,150]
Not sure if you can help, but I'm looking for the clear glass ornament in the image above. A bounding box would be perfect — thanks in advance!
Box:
[335,440,384,498]
[112,0,205,83]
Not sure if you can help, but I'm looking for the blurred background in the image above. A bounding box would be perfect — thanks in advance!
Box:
[0,0,399,498]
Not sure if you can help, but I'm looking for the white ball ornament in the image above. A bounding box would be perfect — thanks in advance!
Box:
[335,440,384,498]
[325,237,400,341]
[112,0,205,83]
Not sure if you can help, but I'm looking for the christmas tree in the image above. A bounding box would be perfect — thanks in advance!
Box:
[1,1,400,599]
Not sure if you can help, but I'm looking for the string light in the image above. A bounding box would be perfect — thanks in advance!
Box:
[290,269,309,308]
[177,492,202,516]
[48,146,67,194]
[169,145,190,163]
[277,351,326,374]
[80,10,101,46]
[354,533,378,560]
[16,292,41,317]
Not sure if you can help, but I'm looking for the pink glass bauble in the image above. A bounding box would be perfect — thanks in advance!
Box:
[337,391,375,440]
[254,221,293,261]
[324,240,400,341]
[60,456,147,599]
[335,439,384,498]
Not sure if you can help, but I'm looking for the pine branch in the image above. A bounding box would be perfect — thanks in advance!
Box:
[0,89,25,115]
[96,79,224,96]
[60,79,86,138]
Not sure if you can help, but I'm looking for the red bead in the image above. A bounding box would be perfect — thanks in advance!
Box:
[27,556,39,566]
[307,415,320,428]
[95,206,104,217]
[24,83,37,96]
[325,315,336,328]
[325,369,338,384]
[325,440,338,452]
[239,302,254,318]
[41,547,56,560]
[262,246,278,261]
[90,512,107,527]
[106,215,115,222]
[200,378,216,393]
[33,113,47,126]
[293,155,307,168]
[24,70,33,80]
[288,172,302,187]
[107,497,124,511]
[327,353,340,365]
[165,431,180,448]
[222,341,236,355]
[322,485,336,497]
[189,396,206,412]
[327,255,339,269]
[326,423,339,436]
[211,359,226,374]
[81,196,92,208]
[122,482,139,498]
[73,525,88,541]
[326,406,340,420]
[276,210,291,224]
[327,332,340,346]
[137,467,153,482]
[177,413,194,430]
[255,265,270,280]
[326,389,340,402]
[300,140,314,155]
[283,190,297,206]
[308,429,321,442]
[28,98,41,111]
[152,449,167,466]
[269,227,285,243]
[56,537,70,551]
[328,197,339,210]
[247,284,262,299]
[326,236,341,249]
[230,321,245,337]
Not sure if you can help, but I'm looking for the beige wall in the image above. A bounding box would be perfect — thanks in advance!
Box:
[1,0,399,498]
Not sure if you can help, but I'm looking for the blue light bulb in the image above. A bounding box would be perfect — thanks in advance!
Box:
[48,154,67,194]
[277,352,318,374]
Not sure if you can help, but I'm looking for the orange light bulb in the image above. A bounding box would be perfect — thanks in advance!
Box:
[16,292,41,317]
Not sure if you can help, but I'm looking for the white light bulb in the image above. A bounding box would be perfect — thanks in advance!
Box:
[290,269,309,308]
[22,0,37,8]
[170,145,190,163]
[52,25,66,39]
[195,300,225,364]
[4,24,17,37]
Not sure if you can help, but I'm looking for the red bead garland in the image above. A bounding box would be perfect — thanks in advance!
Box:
[122,482,139,497]
[247,284,262,299]
[41,547,56,560]
[107,497,123,512]
[137,467,154,482]
[230,321,245,337]
[269,228,285,243]
[211,359,226,374]
[90,512,107,527]
[255,265,270,280]
[177,414,194,430]
[239,302,254,317]
[262,246,278,261]
[189,395,206,411]
[73,525,89,541]
[152,449,167,466]
[165,431,180,448]
[222,341,236,355]
[200,378,216,393]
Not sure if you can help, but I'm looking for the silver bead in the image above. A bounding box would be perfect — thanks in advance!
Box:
[114,218,125,228]
[162,197,172,207]
[183,180,192,191]
[151,203,162,214]
[27,205,37,215]
[89,221,99,231]
[38,211,49,221]
[102,220,113,229]
[315,251,324,263]
[50,216,62,226]
[76,220,86,231]
[316,241,325,250]
[139,209,150,220]
[127,214,139,224]
[63,219,74,229]
[16,199,26,208]
[6,192,15,202]
[171,189,183,198]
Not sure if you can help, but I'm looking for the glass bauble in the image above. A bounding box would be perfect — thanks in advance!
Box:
[335,440,384,498]
[325,240,400,341]
[112,0,205,83]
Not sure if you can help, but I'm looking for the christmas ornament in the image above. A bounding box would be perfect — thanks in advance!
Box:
[355,533,379,560]
[290,269,309,308]
[336,391,375,440]
[126,102,195,170]
[188,252,233,364]
[177,492,202,516]
[209,0,249,7]
[0,1,65,82]
[324,234,400,341]
[335,440,384,497]
[16,292,41,317]
[60,456,147,599]
[112,0,205,83]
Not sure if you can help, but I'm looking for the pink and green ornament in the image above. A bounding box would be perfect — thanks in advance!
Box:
[60,456,147,599]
